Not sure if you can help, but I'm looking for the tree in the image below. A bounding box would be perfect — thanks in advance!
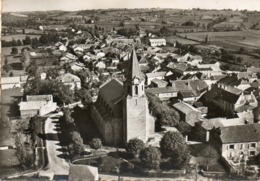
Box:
[23,36,32,45]
[177,122,191,136]
[62,108,75,125]
[146,91,179,129]
[9,71,14,77]
[15,133,35,170]
[126,138,145,158]
[69,131,85,156]
[160,131,190,168]
[197,145,219,170]
[139,146,161,170]
[4,56,8,65]
[11,47,18,55]
[74,88,93,107]
[238,47,246,54]
[89,138,102,150]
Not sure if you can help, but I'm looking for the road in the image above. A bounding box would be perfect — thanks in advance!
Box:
[39,113,70,178]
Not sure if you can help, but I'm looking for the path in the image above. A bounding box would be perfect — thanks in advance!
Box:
[39,113,70,179]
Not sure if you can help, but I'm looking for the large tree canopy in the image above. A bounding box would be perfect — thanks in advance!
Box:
[160,131,190,168]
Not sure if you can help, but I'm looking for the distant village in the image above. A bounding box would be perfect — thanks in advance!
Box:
[1,8,260,180]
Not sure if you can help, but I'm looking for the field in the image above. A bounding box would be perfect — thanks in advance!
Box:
[1,46,29,77]
[0,88,24,178]
[2,34,41,41]
[166,35,199,45]
[178,30,260,51]
[16,29,44,34]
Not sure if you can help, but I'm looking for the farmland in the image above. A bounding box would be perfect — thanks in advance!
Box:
[178,30,260,51]
[1,46,30,77]
[2,34,41,41]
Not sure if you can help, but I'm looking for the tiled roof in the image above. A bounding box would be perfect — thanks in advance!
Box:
[147,87,178,94]
[151,78,168,87]
[57,73,81,83]
[220,123,260,143]
[146,71,166,78]
[27,95,52,102]
[19,101,47,110]
[99,78,123,108]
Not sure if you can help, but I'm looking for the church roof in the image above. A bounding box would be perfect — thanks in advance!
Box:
[99,78,123,108]
[127,47,145,81]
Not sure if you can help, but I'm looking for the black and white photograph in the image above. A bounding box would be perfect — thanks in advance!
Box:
[1,0,260,180]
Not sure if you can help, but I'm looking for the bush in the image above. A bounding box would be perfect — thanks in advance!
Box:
[126,138,145,158]
[140,146,161,170]
[89,138,102,150]
[121,161,135,172]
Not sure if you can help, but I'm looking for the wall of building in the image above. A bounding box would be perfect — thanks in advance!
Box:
[1,83,21,90]
[20,109,38,118]
[39,103,57,116]
[124,96,150,144]
[221,141,260,159]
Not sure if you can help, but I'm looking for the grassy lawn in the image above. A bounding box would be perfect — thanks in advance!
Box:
[0,88,23,146]
[2,34,41,41]
[0,149,22,178]
[1,46,30,77]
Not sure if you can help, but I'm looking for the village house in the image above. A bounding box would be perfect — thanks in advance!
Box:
[1,75,28,90]
[217,124,260,164]
[146,71,167,85]
[173,101,202,127]
[201,85,258,115]
[57,73,81,90]
[19,95,57,118]
[149,38,166,47]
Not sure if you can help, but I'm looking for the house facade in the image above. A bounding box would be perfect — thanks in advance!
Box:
[149,39,166,47]
[219,124,260,159]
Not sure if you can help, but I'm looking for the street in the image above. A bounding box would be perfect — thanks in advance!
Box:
[39,113,70,179]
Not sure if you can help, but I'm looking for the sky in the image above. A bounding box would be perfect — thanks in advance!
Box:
[2,0,260,12]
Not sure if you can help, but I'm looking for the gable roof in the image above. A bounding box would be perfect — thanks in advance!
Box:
[57,73,81,83]
[146,71,166,78]
[220,124,260,144]
[99,78,124,108]
[68,165,98,181]
[27,95,53,102]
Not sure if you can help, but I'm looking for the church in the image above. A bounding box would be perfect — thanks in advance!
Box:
[91,47,155,146]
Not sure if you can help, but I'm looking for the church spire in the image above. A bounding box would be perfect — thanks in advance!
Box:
[127,46,144,81]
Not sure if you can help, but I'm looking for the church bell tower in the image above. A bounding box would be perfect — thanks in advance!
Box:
[123,46,153,145]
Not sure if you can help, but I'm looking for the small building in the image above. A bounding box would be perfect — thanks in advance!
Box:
[146,87,178,100]
[146,71,167,85]
[1,75,28,90]
[173,101,201,126]
[149,38,166,47]
[151,78,168,88]
[19,95,57,118]
[68,164,98,181]
[57,73,81,90]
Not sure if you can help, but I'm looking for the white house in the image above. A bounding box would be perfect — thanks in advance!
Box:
[149,38,166,47]
[19,95,57,118]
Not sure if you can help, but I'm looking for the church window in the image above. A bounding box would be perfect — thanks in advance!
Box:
[142,85,144,91]
[128,86,131,93]
[135,85,138,95]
